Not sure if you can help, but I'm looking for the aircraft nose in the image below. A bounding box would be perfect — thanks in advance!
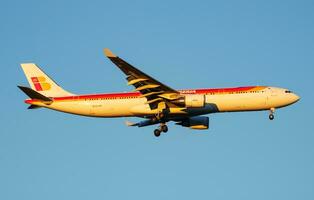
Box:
[292,93,300,103]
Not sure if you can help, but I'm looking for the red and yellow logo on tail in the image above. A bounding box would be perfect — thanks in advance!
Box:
[31,76,51,91]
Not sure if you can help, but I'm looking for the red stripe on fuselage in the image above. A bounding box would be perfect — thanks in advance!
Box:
[53,86,259,101]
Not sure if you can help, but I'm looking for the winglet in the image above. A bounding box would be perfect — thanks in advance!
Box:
[104,48,117,58]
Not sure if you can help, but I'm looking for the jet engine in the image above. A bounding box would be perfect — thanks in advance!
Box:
[172,94,205,108]
[176,116,209,130]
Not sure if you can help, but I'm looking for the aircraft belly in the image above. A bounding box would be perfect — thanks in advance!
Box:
[48,101,91,116]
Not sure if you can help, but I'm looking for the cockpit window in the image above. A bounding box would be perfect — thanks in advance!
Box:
[285,90,292,93]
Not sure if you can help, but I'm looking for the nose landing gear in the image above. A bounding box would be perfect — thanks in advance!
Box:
[269,114,274,120]
[269,108,275,120]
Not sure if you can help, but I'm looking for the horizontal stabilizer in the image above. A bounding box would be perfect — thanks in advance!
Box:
[125,119,160,127]
[125,121,138,126]
[28,105,41,109]
[18,85,52,103]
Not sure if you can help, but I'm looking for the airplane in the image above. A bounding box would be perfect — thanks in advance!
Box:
[18,48,300,137]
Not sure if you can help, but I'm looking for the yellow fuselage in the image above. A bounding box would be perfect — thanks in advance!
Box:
[25,86,300,118]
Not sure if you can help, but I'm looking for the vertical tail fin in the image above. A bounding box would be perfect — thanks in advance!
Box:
[20,63,74,97]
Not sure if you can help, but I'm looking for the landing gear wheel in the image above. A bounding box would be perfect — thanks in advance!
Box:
[269,114,274,120]
[154,129,161,137]
[161,125,168,133]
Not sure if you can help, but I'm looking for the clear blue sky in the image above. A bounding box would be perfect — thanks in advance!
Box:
[1,0,314,199]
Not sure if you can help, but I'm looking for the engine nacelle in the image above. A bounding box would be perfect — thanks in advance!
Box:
[172,94,205,108]
[177,116,209,130]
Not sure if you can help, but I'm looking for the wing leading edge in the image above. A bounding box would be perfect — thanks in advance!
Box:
[103,48,181,110]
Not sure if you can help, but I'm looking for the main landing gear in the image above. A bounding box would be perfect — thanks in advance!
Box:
[269,108,275,120]
[153,108,169,137]
[154,124,168,137]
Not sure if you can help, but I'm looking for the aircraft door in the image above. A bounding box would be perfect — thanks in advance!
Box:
[266,87,277,107]
[270,88,277,97]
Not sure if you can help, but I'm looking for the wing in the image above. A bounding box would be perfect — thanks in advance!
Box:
[104,48,180,109]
